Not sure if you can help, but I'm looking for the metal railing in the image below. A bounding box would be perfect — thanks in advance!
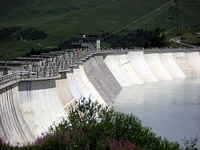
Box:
[0,73,18,86]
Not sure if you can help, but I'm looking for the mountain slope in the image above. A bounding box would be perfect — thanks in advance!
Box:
[0,0,200,60]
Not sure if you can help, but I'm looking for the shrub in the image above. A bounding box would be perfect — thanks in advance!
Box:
[0,26,21,41]
[183,136,199,150]
[41,98,180,150]
[69,99,177,149]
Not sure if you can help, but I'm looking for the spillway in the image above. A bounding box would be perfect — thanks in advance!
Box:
[0,49,200,146]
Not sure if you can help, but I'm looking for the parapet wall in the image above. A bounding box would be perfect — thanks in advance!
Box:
[0,48,200,145]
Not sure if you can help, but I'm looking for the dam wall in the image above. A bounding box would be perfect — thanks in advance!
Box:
[18,80,67,137]
[0,49,200,145]
[128,51,158,82]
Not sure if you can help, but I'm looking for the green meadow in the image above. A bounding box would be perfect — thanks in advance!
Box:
[0,0,200,60]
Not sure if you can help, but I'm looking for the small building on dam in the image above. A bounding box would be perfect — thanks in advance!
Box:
[68,34,100,50]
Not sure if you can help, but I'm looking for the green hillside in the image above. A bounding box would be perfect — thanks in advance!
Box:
[0,0,200,60]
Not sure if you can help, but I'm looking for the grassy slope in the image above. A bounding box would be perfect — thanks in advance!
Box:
[0,0,200,60]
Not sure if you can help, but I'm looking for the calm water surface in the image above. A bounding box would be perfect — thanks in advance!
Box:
[114,78,200,147]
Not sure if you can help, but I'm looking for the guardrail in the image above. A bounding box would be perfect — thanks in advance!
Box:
[0,71,33,86]
[0,73,18,86]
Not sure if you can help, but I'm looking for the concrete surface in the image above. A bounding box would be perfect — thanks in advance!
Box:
[83,57,114,105]
[18,80,67,138]
[117,54,143,84]
[186,52,200,75]
[128,51,158,82]
[104,55,131,87]
[67,73,82,101]
[55,79,75,112]
[173,52,197,77]
[79,65,106,104]
[159,53,185,79]
[0,84,33,146]
[145,53,172,80]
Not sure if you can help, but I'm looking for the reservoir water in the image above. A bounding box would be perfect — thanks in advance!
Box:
[114,78,200,147]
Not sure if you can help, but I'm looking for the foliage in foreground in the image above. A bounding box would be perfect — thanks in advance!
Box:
[0,99,199,150]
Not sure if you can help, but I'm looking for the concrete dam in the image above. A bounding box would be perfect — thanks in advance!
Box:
[0,49,200,146]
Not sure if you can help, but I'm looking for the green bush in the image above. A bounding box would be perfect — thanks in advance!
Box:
[34,98,138,150]
[0,26,21,41]
[65,98,180,150]
[34,98,180,150]
[183,136,199,150]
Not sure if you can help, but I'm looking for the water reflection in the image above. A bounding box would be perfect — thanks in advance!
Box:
[114,78,200,147]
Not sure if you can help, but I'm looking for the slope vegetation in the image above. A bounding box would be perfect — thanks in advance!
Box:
[0,0,200,60]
